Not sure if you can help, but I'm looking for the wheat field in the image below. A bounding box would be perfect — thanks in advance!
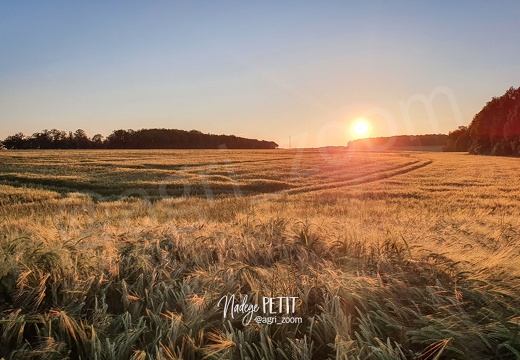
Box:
[1,149,520,359]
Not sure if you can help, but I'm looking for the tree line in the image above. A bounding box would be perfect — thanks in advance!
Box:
[347,134,448,151]
[0,128,279,150]
[444,86,520,155]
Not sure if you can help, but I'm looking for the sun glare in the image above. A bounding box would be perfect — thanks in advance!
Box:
[352,119,370,137]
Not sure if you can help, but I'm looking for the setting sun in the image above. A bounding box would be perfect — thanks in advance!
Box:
[352,119,370,137]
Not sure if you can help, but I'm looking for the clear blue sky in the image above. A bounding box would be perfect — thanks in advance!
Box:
[1,1,519,147]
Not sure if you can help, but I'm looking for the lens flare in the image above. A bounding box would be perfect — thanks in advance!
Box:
[352,119,370,137]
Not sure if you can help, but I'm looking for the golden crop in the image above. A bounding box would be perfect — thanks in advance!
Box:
[1,149,519,359]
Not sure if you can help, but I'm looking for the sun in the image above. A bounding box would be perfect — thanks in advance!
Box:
[352,119,370,137]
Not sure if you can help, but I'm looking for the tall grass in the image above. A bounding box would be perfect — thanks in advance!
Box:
[1,150,520,359]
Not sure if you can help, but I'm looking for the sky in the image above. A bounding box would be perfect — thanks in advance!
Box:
[1,1,520,148]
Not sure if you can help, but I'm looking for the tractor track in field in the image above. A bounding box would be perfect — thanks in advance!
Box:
[0,152,434,200]
[285,159,433,195]
[296,159,421,185]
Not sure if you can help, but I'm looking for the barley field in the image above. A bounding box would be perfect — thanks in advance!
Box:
[1,149,520,359]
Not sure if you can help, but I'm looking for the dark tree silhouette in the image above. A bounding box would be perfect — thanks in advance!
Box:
[73,129,90,149]
[444,126,470,152]
[30,129,54,149]
[347,134,448,151]
[91,134,104,149]
[444,86,520,156]
[49,129,68,149]
[2,128,278,150]
[3,133,28,149]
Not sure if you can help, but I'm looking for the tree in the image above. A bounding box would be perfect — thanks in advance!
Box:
[72,129,90,149]
[445,86,520,156]
[444,126,470,152]
[48,129,68,149]
[30,129,54,149]
[106,129,135,149]
[3,128,278,150]
[3,133,27,149]
[92,134,105,149]
[483,87,519,154]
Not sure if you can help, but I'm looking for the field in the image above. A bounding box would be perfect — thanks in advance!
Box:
[1,149,520,359]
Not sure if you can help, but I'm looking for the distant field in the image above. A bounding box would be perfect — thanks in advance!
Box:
[1,149,520,359]
[0,149,429,198]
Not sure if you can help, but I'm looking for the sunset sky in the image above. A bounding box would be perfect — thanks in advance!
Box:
[1,1,519,147]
